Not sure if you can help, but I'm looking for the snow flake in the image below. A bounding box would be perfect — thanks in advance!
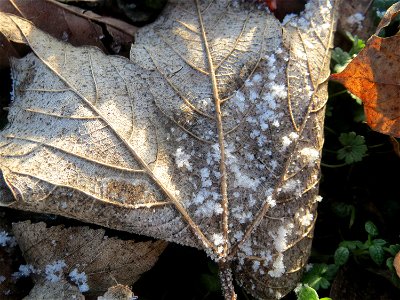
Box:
[69,268,89,292]
[175,147,192,171]
[268,253,285,277]
[45,260,66,283]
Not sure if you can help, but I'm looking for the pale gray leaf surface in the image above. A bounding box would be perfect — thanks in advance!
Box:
[0,0,338,298]
[12,221,167,295]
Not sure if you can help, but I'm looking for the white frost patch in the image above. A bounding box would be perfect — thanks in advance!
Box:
[266,195,276,208]
[175,147,192,171]
[45,260,66,283]
[234,90,246,112]
[69,268,89,292]
[347,12,365,29]
[300,147,320,167]
[314,195,323,203]
[270,225,291,252]
[232,205,253,224]
[0,231,16,248]
[195,199,222,217]
[12,264,37,279]
[296,208,314,227]
[0,275,5,283]
[268,253,285,277]
[212,233,224,246]
[252,260,260,272]
[281,178,302,196]
[270,84,287,99]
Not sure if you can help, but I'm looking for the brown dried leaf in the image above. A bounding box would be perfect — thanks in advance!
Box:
[97,284,135,300]
[0,0,137,55]
[331,3,400,138]
[23,280,84,300]
[12,221,167,295]
[0,0,338,298]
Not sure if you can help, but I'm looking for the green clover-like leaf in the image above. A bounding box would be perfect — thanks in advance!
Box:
[337,132,367,164]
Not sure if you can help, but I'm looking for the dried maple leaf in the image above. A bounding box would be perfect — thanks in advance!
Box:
[0,0,338,298]
[12,221,167,295]
[330,2,400,138]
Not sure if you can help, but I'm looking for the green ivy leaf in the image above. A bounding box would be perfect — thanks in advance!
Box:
[365,221,379,236]
[334,247,350,266]
[337,132,367,164]
[369,245,385,265]
[295,284,319,300]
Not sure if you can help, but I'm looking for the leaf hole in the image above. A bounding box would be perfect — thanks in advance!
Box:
[264,0,309,22]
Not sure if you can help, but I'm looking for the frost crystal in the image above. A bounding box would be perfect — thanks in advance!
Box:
[175,147,192,171]
[12,264,37,279]
[212,233,224,246]
[0,231,16,248]
[69,268,89,292]
[45,260,66,282]
[268,253,285,277]
[300,147,320,166]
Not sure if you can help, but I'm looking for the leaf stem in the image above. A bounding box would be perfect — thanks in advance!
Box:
[196,0,229,258]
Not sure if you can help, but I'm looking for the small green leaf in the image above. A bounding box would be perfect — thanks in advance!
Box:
[365,221,379,236]
[200,274,221,293]
[388,244,400,256]
[387,257,395,272]
[296,285,319,300]
[334,247,350,266]
[372,239,387,247]
[339,240,363,250]
[337,132,367,164]
[345,32,365,56]
[369,245,385,265]
[302,264,334,290]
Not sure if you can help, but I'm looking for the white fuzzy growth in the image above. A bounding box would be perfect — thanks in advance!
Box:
[175,147,192,171]
[268,253,285,277]
[45,260,66,282]
[0,275,5,283]
[69,268,89,292]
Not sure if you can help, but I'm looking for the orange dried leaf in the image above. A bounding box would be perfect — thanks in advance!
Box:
[330,34,400,137]
[394,251,400,278]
